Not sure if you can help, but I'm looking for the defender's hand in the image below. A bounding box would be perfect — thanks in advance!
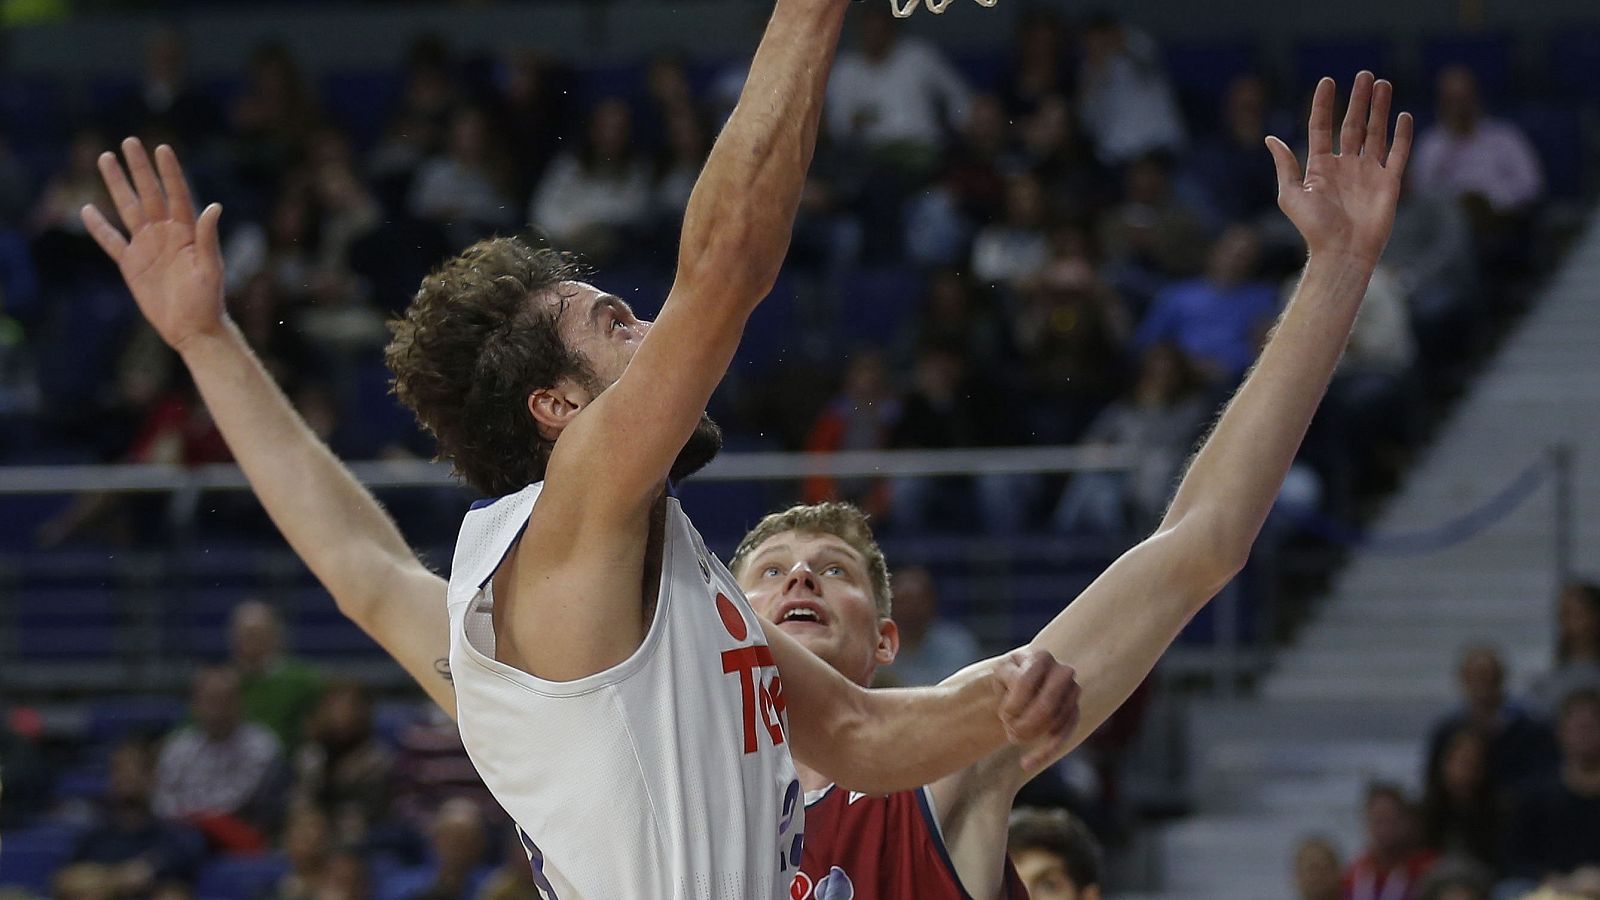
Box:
[993,648,1082,771]
[1266,72,1414,268]
[80,138,227,354]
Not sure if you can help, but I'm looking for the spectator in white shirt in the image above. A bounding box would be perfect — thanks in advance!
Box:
[827,5,971,168]
[409,106,518,248]
[529,97,652,262]
[1411,66,1544,216]
[153,667,285,840]
[1077,15,1186,167]
[877,566,983,687]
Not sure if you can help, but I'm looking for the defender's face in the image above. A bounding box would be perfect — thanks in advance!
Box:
[738,531,893,686]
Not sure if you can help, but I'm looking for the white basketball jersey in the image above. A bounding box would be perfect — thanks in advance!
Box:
[445,483,804,900]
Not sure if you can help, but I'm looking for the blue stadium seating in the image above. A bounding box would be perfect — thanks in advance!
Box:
[1549,24,1600,102]
[1515,101,1587,199]
[86,695,188,744]
[1291,37,1395,94]
[11,588,119,661]
[0,823,87,894]
[194,854,289,900]
[833,265,926,349]
[320,70,404,151]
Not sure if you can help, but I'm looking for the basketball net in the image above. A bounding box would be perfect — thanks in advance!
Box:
[888,0,996,18]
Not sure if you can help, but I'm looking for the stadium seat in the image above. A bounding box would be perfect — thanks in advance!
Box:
[320,70,404,151]
[0,823,87,894]
[11,588,120,661]
[1514,101,1587,199]
[194,854,289,900]
[86,695,189,745]
[1548,24,1600,103]
[833,265,926,349]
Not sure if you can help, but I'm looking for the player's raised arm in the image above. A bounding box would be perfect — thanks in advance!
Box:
[759,619,1081,792]
[81,139,455,717]
[1026,72,1411,761]
[539,0,850,516]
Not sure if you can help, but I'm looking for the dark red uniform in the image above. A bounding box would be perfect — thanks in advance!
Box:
[791,785,1029,900]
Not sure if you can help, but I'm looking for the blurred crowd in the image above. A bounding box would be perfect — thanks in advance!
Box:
[1290,581,1600,900]
[0,6,1559,545]
[0,592,1112,900]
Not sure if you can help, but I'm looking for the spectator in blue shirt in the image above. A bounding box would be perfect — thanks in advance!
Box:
[1133,225,1278,385]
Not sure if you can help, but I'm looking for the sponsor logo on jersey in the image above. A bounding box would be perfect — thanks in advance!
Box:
[790,867,855,900]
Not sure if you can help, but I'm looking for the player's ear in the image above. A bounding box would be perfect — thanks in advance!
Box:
[875,617,899,666]
[527,377,593,439]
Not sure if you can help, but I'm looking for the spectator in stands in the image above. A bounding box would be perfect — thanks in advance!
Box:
[901,268,1012,374]
[30,127,113,242]
[1529,581,1600,718]
[529,97,652,263]
[154,666,286,849]
[652,105,712,236]
[1504,688,1600,882]
[1343,783,1439,900]
[1188,74,1289,227]
[1076,14,1185,166]
[305,128,382,279]
[1384,185,1477,302]
[1418,726,1502,870]
[1006,807,1103,900]
[231,600,324,748]
[391,710,496,832]
[320,848,373,900]
[1011,253,1130,444]
[1018,94,1109,221]
[1133,225,1277,386]
[114,29,223,149]
[1410,65,1544,219]
[1001,12,1073,119]
[971,172,1052,288]
[229,41,321,196]
[72,739,206,898]
[1099,152,1209,296]
[493,50,571,202]
[1292,835,1342,900]
[292,680,393,844]
[801,350,901,516]
[889,343,1031,534]
[826,4,971,173]
[370,37,461,207]
[383,798,493,900]
[409,106,517,249]
[273,803,333,900]
[876,565,981,687]
[1425,645,1557,790]
[1053,343,1209,535]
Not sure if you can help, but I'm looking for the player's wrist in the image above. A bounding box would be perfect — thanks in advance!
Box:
[173,317,242,364]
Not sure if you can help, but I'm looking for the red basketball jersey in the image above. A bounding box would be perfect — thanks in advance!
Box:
[791,785,1029,900]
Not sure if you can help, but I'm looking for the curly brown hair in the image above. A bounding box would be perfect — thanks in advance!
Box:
[385,237,593,497]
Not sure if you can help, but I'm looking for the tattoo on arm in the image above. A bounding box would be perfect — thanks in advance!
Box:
[435,659,453,682]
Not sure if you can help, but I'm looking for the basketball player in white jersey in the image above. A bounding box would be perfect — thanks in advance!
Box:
[85,60,1412,898]
[79,0,1085,896]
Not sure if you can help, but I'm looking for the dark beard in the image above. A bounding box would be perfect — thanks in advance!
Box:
[670,413,723,483]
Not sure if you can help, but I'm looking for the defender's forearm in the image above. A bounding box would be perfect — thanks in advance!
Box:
[1164,252,1375,574]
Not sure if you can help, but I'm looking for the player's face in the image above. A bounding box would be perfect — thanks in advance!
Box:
[1012,849,1088,900]
[555,281,652,390]
[738,531,895,686]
